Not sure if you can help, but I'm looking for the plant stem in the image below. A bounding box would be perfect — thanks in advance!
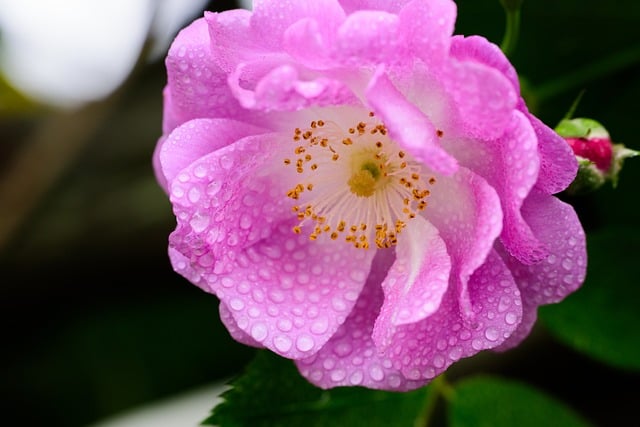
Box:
[414,375,456,427]
[500,7,521,58]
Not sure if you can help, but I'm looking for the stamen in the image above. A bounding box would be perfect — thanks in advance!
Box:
[284,113,436,249]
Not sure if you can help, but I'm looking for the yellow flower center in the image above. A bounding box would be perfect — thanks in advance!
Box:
[284,112,435,249]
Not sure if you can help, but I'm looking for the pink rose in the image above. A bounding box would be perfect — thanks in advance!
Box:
[153,0,586,391]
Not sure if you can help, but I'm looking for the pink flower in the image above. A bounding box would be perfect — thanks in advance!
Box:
[153,0,586,391]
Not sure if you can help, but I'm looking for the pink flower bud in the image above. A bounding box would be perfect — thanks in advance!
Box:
[565,136,612,172]
[556,118,637,194]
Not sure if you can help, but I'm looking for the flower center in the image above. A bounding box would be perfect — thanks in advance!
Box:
[284,113,435,249]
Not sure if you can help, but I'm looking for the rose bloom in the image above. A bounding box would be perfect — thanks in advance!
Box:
[153,0,586,391]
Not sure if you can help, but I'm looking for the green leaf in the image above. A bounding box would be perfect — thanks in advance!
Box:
[540,228,640,371]
[449,375,593,427]
[205,351,431,427]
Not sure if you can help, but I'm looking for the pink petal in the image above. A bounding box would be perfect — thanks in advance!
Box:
[230,62,355,111]
[213,224,377,359]
[168,132,293,269]
[492,111,547,264]
[497,190,586,349]
[219,301,263,349]
[398,0,456,68]
[338,0,412,14]
[443,57,517,140]
[164,17,255,131]
[373,216,451,349]
[425,166,503,318]
[389,250,523,383]
[366,69,458,174]
[445,111,546,264]
[296,250,425,391]
[206,9,260,73]
[298,250,522,390]
[153,135,169,194]
[251,0,346,50]
[158,118,265,186]
[448,35,577,195]
[529,114,578,194]
[283,18,337,69]
[335,11,405,64]
[450,35,520,104]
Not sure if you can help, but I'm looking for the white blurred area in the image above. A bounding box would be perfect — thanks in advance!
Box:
[0,0,208,108]
[90,382,227,427]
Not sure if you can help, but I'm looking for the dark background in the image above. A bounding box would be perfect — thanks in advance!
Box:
[1,1,638,426]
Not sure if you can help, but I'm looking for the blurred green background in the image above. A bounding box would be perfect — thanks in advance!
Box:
[1,1,638,426]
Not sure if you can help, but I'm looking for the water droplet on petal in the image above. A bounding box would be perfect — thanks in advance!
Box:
[250,323,268,342]
[369,365,384,381]
[484,326,499,342]
[273,335,292,352]
[296,335,315,352]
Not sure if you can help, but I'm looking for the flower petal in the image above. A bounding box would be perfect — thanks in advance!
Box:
[296,250,425,391]
[449,35,521,105]
[338,0,412,14]
[230,62,356,111]
[214,224,377,359]
[297,250,522,390]
[492,112,547,264]
[164,17,254,132]
[252,0,346,49]
[335,11,405,64]
[497,191,586,349]
[219,301,263,348]
[168,131,293,273]
[444,111,546,264]
[388,250,522,383]
[443,57,517,140]
[398,0,456,68]
[158,118,265,187]
[529,114,579,194]
[366,69,458,174]
[425,166,503,318]
[372,216,451,349]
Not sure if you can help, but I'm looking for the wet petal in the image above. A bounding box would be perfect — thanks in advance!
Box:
[497,191,586,349]
[214,224,377,359]
[366,69,458,174]
[443,57,517,140]
[296,250,425,390]
[373,216,451,349]
[164,17,256,131]
[426,166,503,318]
[529,114,579,194]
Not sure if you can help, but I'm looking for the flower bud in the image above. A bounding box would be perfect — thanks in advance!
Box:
[556,118,638,194]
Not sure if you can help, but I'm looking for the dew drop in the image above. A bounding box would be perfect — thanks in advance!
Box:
[330,369,346,382]
[311,318,329,335]
[207,180,222,196]
[471,338,484,350]
[369,365,385,381]
[277,318,293,332]
[296,335,315,352]
[250,323,268,342]
[505,312,518,325]
[229,298,244,311]
[273,335,292,353]
[484,326,499,342]
[433,355,445,368]
[239,214,253,230]
[349,370,364,385]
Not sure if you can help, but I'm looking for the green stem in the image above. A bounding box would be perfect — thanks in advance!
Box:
[500,8,521,57]
[536,43,640,103]
[413,375,456,427]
